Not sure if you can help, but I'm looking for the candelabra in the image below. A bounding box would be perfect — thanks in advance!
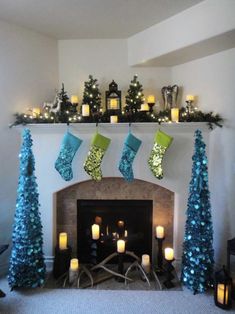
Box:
[163,258,175,289]
[155,236,165,275]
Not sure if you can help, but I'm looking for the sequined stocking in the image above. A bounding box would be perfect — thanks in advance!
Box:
[55,132,82,181]
[84,133,111,181]
[148,130,173,180]
[118,133,142,182]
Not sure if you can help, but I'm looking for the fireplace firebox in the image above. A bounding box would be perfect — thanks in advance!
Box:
[77,199,153,263]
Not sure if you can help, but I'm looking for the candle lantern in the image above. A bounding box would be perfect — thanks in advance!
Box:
[105,80,121,112]
[214,266,232,310]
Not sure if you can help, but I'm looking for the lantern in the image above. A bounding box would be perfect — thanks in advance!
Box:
[214,266,232,310]
[105,80,121,112]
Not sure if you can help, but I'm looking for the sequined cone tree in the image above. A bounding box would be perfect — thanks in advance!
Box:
[181,129,214,294]
[125,74,144,114]
[8,129,46,289]
[82,75,101,114]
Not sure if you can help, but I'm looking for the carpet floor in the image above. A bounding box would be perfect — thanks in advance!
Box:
[0,277,232,314]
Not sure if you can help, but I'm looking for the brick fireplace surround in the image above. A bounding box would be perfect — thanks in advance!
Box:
[56,178,174,263]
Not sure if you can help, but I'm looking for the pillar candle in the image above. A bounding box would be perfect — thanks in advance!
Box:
[217,284,228,304]
[59,232,67,250]
[91,224,100,240]
[147,95,155,103]
[82,104,90,116]
[117,220,125,228]
[140,103,149,111]
[124,230,128,238]
[186,95,194,101]
[117,240,125,253]
[110,98,118,109]
[71,95,78,104]
[165,248,174,261]
[70,258,79,271]
[141,254,151,274]
[110,115,118,123]
[171,108,179,122]
[156,226,164,239]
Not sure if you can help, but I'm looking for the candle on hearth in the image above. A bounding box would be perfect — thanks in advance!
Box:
[186,95,194,101]
[117,239,125,253]
[147,95,155,104]
[117,220,125,228]
[140,103,149,111]
[82,104,90,116]
[91,224,100,240]
[217,284,229,304]
[165,248,174,261]
[124,230,128,238]
[110,115,118,123]
[141,254,151,274]
[70,258,79,271]
[59,232,67,250]
[171,108,179,122]
[71,95,78,104]
[156,226,164,239]
[110,98,118,110]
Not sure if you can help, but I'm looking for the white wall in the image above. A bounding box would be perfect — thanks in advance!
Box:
[0,19,58,274]
[58,39,171,106]
[172,48,235,265]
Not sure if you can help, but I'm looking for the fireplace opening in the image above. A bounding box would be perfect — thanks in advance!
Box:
[77,199,153,263]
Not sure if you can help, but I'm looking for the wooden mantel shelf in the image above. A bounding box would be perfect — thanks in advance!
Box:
[13,122,214,134]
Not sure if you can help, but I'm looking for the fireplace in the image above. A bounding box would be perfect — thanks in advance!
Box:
[77,199,153,263]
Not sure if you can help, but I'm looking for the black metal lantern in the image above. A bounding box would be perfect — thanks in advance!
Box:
[214,266,233,310]
[105,80,121,112]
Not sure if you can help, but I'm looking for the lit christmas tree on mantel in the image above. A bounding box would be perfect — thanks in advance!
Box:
[82,75,101,114]
[181,129,214,294]
[125,74,144,114]
[8,129,46,289]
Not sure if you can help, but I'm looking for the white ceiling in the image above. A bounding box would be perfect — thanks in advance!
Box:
[0,0,203,39]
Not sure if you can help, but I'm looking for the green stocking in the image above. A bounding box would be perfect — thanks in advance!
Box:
[84,133,111,181]
[148,130,173,179]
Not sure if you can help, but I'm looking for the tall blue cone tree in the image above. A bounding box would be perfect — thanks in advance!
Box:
[181,129,214,294]
[8,129,46,289]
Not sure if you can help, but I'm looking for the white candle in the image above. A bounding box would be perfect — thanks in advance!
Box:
[92,224,100,240]
[141,254,151,274]
[59,232,67,250]
[147,95,155,103]
[110,98,118,109]
[117,239,125,253]
[186,95,194,101]
[156,226,164,239]
[171,108,179,122]
[82,104,90,116]
[71,95,78,104]
[217,284,228,304]
[70,258,79,271]
[110,115,118,123]
[124,230,128,238]
[140,103,149,111]
[165,248,174,261]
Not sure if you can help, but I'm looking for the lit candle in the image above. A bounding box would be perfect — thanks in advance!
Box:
[117,239,125,253]
[59,232,67,250]
[186,95,194,101]
[71,95,78,104]
[91,224,100,240]
[141,254,151,274]
[32,107,41,116]
[140,103,149,111]
[110,98,118,109]
[171,108,179,122]
[147,95,155,104]
[124,230,128,237]
[110,115,118,123]
[117,220,125,228]
[156,226,164,239]
[82,104,90,116]
[70,258,79,271]
[165,248,174,261]
[217,284,228,304]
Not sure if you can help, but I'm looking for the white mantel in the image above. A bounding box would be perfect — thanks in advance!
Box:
[15,123,212,263]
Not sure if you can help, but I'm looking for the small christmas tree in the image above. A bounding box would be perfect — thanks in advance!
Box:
[58,83,77,122]
[125,74,144,113]
[8,129,46,289]
[82,75,101,114]
[181,129,214,294]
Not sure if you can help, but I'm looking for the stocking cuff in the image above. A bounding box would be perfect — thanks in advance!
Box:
[125,133,142,152]
[154,130,173,148]
[92,133,111,151]
[62,132,83,151]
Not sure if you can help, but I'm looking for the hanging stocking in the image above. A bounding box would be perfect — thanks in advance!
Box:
[118,132,142,182]
[148,130,173,180]
[84,133,111,181]
[55,132,82,181]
